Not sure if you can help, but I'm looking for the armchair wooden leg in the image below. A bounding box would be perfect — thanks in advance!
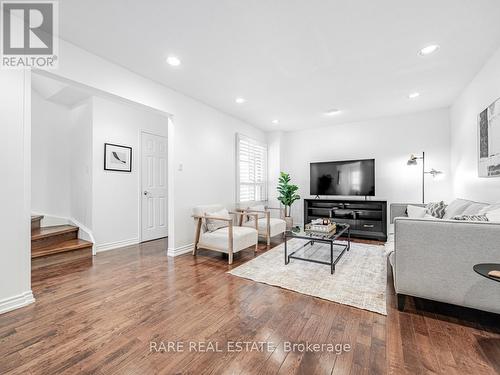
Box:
[193,218,202,256]
[266,212,271,247]
[228,222,234,265]
[254,215,259,254]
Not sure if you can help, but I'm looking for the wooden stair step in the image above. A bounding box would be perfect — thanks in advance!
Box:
[31,215,44,222]
[32,238,93,258]
[32,225,78,240]
[32,225,80,251]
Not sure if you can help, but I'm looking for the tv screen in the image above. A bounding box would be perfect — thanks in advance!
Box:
[310,159,375,196]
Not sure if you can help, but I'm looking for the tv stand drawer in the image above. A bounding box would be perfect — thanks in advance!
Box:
[357,220,382,232]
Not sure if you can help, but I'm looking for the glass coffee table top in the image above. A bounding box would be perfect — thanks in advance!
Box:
[286,223,350,240]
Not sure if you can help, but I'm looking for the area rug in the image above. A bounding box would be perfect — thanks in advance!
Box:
[228,238,387,315]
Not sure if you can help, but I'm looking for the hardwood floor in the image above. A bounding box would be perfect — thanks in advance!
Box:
[0,238,499,374]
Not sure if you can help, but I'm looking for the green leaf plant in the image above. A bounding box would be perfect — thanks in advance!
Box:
[277,172,300,217]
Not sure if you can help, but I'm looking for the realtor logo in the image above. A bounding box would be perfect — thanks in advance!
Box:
[1,1,58,68]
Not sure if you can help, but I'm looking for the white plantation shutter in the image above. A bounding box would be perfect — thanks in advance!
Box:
[237,134,268,202]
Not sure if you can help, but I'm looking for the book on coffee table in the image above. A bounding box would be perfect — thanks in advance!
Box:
[305,219,336,235]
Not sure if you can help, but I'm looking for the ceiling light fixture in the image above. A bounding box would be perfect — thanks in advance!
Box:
[166,56,181,66]
[408,92,420,99]
[324,109,341,116]
[272,119,279,124]
[418,44,440,56]
[235,97,246,104]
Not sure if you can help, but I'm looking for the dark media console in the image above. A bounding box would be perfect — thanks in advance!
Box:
[304,198,387,242]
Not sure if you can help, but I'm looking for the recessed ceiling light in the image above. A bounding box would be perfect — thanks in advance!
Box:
[324,109,341,116]
[235,97,246,104]
[418,44,440,56]
[272,119,279,124]
[166,56,181,66]
[408,92,420,99]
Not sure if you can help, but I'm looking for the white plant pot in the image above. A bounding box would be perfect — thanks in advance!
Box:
[284,216,293,230]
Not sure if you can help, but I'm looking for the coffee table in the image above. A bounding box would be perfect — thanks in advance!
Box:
[284,223,351,274]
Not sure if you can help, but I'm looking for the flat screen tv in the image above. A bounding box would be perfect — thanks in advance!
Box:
[310,159,375,196]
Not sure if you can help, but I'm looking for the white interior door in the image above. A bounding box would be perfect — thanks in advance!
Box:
[141,132,168,242]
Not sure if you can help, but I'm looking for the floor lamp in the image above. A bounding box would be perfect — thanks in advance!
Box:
[407,152,443,204]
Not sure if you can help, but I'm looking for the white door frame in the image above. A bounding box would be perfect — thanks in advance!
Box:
[139,130,169,243]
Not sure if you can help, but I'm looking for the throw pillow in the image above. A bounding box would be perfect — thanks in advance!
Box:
[462,203,489,216]
[425,201,446,219]
[205,209,232,232]
[451,214,489,222]
[406,205,427,218]
[442,198,473,219]
[486,208,500,223]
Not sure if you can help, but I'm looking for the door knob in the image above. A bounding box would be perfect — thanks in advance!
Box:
[143,191,150,196]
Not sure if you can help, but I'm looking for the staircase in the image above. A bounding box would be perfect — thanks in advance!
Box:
[31,215,93,276]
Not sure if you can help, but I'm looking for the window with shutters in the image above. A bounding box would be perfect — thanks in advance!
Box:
[236,134,268,202]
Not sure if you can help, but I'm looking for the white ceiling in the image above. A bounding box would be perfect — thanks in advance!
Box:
[58,0,500,131]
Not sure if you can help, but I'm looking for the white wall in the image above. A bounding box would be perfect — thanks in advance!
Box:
[450,46,500,203]
[31,90,72,219]
[281,109,453,225]
[0,70,34,313]
[70,99,93,229]
[92,96,168,250]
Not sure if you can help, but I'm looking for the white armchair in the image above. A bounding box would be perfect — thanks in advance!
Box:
[239,205,287,246]
[192,205,259,264]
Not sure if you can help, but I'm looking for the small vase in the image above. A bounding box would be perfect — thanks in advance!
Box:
[284,216,293,230]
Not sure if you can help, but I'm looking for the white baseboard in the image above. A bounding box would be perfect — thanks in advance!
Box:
[69,218,96,255]
[96,238,140,253]
[167,243,193,257]
[0,291,35,315]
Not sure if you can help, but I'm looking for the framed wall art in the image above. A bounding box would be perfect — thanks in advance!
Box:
[104,143,132,172]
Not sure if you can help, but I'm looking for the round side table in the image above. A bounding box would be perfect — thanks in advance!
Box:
[473,263,500,282]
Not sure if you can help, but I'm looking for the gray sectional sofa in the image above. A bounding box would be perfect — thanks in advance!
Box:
[389,199,500,314]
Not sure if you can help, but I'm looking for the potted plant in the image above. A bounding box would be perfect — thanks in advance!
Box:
[277,172,300,229]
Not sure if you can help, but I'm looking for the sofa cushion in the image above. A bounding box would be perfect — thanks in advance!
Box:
[205,209,231,232]
[486,208,500,222]
[443,199,473,219]
[479,202,500,215]
[426,201,446,218]
[407,205,427,218]
[451,214,489,221]
[243,217,286,237]
[199,226,257,252]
